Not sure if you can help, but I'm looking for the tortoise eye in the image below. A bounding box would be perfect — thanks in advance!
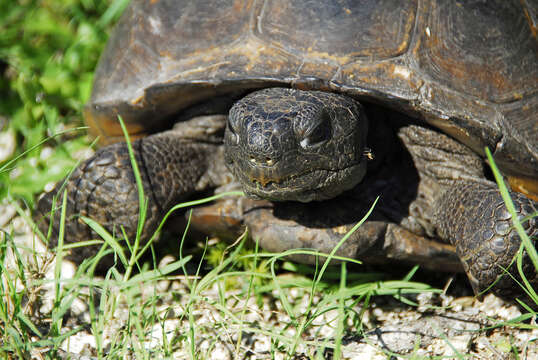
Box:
[227,105,244,144]
[299,110,331,149]
[226,122,239,145]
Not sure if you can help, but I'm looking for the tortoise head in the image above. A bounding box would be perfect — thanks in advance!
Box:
[224,87,369,202]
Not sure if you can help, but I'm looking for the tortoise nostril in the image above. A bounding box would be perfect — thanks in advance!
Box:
[247,155,277,166]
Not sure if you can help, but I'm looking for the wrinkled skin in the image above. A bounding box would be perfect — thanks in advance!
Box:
[225,89,368,202]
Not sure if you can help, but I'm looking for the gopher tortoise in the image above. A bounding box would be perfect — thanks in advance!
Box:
[37,0,538,297]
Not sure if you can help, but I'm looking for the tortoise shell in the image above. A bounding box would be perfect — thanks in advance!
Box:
[85,0,538,183]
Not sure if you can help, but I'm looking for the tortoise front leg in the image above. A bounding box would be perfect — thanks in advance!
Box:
[189,196,463,272]
[431,182,538,296]
[35,116,228,264]
[399,125,538,296]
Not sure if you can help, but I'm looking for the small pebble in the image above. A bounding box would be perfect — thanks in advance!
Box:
[0,129,16,162]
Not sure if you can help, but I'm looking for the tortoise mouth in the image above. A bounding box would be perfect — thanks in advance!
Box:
[227,158,368,202]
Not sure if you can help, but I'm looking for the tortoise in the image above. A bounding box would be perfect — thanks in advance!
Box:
[37,0,538,297]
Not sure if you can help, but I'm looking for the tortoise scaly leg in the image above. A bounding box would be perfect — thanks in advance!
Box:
[432,182,538,296]
[35,116,228,264]
[399,125,538,296]
[188,195,463,272]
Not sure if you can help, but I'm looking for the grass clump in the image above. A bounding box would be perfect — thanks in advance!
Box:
[0,0,129,203]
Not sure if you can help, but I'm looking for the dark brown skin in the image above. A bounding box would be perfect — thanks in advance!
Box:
[36,0,538,298]
[225,89,369,202]
[38,116,231,259]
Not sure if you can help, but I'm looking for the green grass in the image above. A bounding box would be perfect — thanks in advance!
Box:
[0,0,129,204]
[1,0,537,359]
